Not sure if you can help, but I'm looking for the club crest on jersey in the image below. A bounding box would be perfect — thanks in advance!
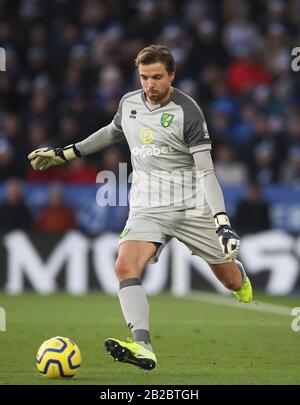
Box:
[161,113,174,128]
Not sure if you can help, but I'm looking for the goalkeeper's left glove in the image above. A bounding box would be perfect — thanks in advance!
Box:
[28,144,81,171]
[214,212,240,261]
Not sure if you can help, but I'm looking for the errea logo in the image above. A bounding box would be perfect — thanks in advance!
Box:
[130,110,137,119]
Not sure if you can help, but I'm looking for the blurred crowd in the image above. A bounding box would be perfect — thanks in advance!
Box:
[1,0,300,234]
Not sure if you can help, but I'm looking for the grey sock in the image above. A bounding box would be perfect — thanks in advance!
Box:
[118,278,153,351]
[235,259,247,284]
[133,329,153,352]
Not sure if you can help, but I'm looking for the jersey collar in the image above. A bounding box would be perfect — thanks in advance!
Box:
[141,87,177,112]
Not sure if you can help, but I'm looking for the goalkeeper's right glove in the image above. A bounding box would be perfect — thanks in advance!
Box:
[28,144,81,171]
[214,212,240,261]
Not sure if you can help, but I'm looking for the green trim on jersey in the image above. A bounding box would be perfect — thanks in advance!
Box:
[119,228,130,239]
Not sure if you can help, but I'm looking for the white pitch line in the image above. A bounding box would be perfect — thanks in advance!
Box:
[183,292,293,316]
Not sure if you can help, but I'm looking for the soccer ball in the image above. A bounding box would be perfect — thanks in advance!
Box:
[36,336,81,379]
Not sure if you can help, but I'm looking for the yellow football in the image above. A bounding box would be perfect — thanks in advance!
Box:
[36,336,81,378]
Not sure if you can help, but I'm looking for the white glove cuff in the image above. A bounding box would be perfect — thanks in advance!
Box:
[63,145,78,161]
[214,212,231,228]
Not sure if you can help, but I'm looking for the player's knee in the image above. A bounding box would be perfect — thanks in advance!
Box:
[223,279,242,291]
[115,256,139,280]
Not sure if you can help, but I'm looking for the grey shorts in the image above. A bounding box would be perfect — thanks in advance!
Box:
[118,209,227,264]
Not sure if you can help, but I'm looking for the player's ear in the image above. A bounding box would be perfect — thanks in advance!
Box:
[169,71,175,83]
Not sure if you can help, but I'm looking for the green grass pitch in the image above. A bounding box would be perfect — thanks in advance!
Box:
[0,291,299,385]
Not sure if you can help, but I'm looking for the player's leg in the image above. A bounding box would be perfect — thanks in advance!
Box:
[208,260,242,291]
[105,240,158,370]
[115,240,157,280]
[208,260,252,303]
[116,240,157,349]
[173,210,252,303]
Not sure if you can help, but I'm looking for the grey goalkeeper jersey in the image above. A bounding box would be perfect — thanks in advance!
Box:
[78,88,214,214]
[114,88,212,213]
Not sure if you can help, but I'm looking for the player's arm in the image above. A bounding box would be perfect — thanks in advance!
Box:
[28,97,125,171]
[183,99,239,261]
[192,150,240,261]
[28,122,124,171]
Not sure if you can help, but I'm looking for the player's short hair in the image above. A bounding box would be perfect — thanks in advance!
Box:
[135,45,175,74]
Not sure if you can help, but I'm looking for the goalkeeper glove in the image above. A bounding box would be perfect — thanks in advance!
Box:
[214,212,240,261]
[28,144,81,171]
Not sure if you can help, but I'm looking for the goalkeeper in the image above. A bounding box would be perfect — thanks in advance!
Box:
[28,45,253,372]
